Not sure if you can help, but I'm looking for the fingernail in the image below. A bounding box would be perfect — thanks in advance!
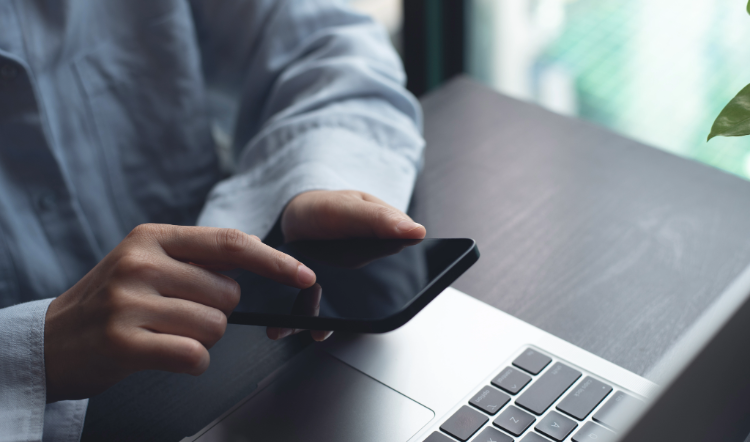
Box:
[396,220,422,233]
[267,328,280,340]
[297,264,316,286]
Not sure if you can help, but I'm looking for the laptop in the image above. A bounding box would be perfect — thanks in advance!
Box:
[181,257,750,441]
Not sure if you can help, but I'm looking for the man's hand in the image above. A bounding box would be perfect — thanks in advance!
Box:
[266,190,426,341]
[44,224,316,403]
[281,190,426,242]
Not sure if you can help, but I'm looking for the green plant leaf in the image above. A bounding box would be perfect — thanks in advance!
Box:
[747,0,750,15]
[708,83,750,141]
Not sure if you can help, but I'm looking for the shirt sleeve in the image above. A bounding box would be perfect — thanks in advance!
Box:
[191,0,424,237]
[0,299,87,442]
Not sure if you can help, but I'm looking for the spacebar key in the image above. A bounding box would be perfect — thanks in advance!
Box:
[516,362,581,415]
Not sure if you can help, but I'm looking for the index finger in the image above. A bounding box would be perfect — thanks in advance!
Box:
[140,225,316,289]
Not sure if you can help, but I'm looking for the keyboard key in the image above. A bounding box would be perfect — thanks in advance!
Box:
[520,433,550,442]
[534,410,577,441]
[470,386,510,415]
[572,422,617,442]
[471,427,513,442]
[557,376,612,420]
[492,367,532,395]
[493,405,535,436]
[441,405,489,441]
[520,433,549,442]
[424,432,455,442]
[592,391,644,431]
[513,349,552,375]
[516,362,581,415]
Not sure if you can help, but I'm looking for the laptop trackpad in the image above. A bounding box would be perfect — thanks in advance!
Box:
[195,351,434,442]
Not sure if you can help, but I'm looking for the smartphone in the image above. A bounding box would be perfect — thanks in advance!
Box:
[227,238,479,332]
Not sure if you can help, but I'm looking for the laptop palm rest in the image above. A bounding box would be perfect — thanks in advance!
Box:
[192,350,434,442]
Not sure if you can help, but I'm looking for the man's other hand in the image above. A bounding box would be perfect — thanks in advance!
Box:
[266,190,426,341]
[44,224,316,403]
[281,190,426,242]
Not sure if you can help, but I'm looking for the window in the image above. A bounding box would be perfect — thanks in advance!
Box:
[467,0,750,179]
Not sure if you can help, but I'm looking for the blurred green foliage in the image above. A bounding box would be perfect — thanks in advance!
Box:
[709,1,750,141]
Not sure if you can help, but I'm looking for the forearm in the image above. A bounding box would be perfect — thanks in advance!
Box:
[195,0,424,235]
[198,114,421,233]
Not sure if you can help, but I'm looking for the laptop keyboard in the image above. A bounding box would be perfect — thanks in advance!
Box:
[424,348,644,442]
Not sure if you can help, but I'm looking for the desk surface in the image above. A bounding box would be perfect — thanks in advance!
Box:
[82,77,750,441]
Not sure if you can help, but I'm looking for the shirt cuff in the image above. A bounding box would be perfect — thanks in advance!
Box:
[196,124,420,237]
[0,299,50,440]
[0,299,88,442]
[43,399,88,442]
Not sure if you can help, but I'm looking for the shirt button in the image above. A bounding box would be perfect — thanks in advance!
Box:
[0,63,18,80]
[37,192,58,211]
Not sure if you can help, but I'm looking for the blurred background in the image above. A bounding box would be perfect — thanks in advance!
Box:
[348,0,750,180]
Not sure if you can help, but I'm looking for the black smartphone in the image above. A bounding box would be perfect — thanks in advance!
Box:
[227,238,479,332]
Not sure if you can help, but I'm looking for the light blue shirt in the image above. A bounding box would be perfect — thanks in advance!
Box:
[0,1,424,440]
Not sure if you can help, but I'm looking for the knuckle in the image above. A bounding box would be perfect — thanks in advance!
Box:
[176,340,207,373]
[99,293,141,352]
[373,204,397,219]
[103,287,135,316]
[221,279,241,311]
[308,195,335,215]
[272,252,294,277]
[344,190,363,198]
[203,309,227,344]
[116,251,159,279]
[127,223,170,244]
[103,323,136,360]
[129,223,155,238]
[216,228,251,254]
[376,207,404,225]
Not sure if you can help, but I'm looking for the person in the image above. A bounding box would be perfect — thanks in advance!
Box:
[0,1,425,440]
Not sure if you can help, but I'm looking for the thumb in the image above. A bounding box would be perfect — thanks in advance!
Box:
[283,191,427,241]
[347,194,426,239]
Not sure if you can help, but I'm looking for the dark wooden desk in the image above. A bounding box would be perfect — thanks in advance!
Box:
[82,77,750,441]
[411,76,750,376]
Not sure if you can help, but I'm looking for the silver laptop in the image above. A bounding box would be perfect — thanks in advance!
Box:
[181,260,750,441]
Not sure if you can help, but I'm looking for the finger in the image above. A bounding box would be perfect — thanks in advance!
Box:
[291,284,322,316]
[140,257,241,316]
[360,194,426,239]
[267,327,294,340]
[187,262,237,272]
[267,284,323,340]
[137,295,228,349]
[138,225,316,288]
[299,194,424,239]
[282,191,426,241]
[311,330,333,341]
[125,330,210,376]
[266,328,333,342]
[342,199,424,239]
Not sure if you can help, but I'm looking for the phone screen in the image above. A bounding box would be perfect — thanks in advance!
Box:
[229,238,474,322]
